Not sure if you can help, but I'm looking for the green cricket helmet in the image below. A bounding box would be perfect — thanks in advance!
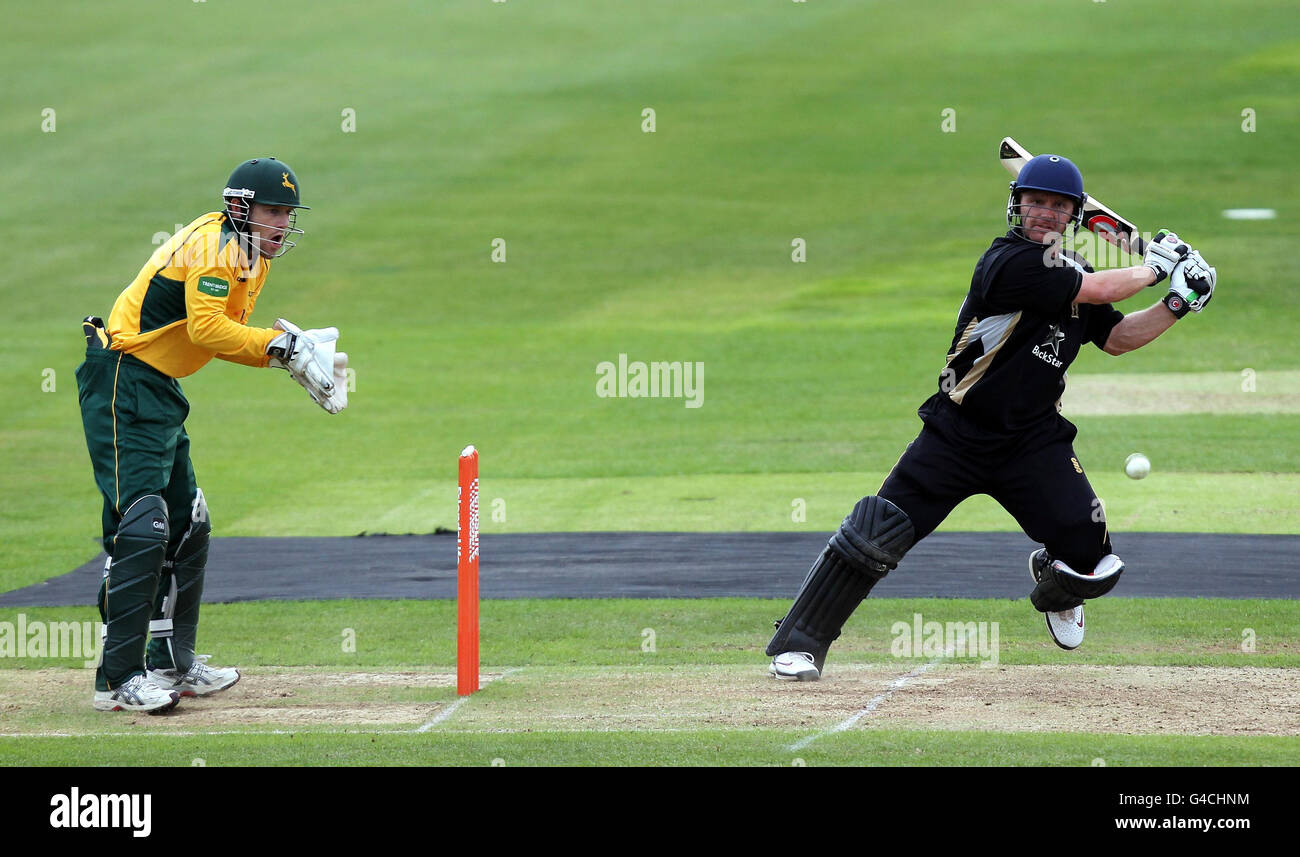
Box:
[222,157,309,258]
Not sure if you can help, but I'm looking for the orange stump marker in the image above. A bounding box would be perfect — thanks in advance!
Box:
[457,445,480,696]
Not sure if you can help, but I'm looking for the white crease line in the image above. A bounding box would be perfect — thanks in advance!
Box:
[414,696,469,733]
[413,667,523,733]
[0,669,527,739]
[788,633,970,753]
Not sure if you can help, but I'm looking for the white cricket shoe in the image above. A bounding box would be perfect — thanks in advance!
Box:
[1044,606,1085,650]
[1029,549,1085,650]
[769,651,820,681]
[148,660,241,697]
[93,674,181,714]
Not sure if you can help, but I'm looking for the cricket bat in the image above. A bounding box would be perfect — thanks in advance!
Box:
[999,137,1148,255]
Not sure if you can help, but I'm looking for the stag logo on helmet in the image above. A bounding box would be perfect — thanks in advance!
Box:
[281,173,296,194]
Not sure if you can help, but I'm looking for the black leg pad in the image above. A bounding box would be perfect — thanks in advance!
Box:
[1030,554,1124,612]
[147,501,211,673]
[765,497,916,669]
[829,495,914,572]
[100,495,169,688]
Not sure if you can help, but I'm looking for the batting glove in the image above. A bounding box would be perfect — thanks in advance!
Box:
[1163,250,1217,318]
[1143,229,1191,286]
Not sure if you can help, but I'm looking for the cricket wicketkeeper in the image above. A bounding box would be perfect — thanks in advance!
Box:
[78,157,348,712]
[767,153,1217,680]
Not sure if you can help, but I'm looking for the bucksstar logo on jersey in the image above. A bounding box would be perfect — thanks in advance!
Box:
[49,788,152,837]
[1032,324,1065,368]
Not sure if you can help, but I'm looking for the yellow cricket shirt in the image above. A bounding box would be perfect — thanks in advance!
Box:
[107,212,281,378]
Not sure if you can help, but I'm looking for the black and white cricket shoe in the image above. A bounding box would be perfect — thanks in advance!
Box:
[769,651,821,681]
[92,674,181,714]
[1029,549,1085,650]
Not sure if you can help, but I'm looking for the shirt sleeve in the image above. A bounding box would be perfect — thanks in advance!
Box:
[182,233,278,365]
[1085,303,1125,350]
[981,245,1083,316]
[214,349,273,367]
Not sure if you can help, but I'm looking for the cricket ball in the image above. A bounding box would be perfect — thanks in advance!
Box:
[1124,453,1151,480]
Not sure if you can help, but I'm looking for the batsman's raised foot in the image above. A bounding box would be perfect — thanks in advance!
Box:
[92,674,181,714]
[148,659,241,697]
[769,651,821,681]
[1029,549,1085,650]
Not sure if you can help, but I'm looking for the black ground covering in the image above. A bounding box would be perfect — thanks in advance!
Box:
[1,531,1295,606]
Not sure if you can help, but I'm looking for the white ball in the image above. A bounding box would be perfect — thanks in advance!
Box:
[1124,453,1150,480]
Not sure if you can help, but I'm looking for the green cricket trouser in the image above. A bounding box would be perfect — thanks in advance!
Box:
[76,348,198,688]
[76,348,197,547]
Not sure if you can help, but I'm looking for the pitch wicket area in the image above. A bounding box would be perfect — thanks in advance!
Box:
[1,663,1295,746]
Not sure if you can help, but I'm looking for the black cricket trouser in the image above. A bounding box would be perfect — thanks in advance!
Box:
[878,402,1112,574]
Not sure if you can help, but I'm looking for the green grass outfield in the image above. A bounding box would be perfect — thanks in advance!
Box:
[1,1,1296,765]
[8,731,1298,768]
[3,599,1298,670]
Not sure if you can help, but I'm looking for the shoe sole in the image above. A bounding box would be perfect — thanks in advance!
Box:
[1045,615,1082,651]
[186,672,240,697]
[92,694,181,714]
[769,664,819,681]
[152,670,241,698]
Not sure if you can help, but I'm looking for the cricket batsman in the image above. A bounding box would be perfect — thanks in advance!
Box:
[767,153,1217,680]
[78,157,348,712]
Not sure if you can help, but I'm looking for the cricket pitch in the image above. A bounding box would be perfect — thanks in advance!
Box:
[1,664,1295,738]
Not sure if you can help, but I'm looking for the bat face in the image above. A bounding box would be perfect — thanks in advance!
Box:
[1000,137,1147,255]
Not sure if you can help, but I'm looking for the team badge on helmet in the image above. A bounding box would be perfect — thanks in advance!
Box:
[222,157,310,258]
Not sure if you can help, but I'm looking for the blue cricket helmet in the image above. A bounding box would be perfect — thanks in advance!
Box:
[1006,153,1088,237]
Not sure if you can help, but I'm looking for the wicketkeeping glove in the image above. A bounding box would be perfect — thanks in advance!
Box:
[322,352,349,414]
[266,318,341,413]
[1163,250,1217,318]
[1143,228,1191,285]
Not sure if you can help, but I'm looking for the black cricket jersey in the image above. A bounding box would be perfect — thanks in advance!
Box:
[921,231,1124,435]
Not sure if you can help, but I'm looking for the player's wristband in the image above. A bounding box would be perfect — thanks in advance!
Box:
[1162,290,1193,319]
[267,331,297,363]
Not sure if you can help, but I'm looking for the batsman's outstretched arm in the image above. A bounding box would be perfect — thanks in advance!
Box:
[1102,301,1179,355]
[1076,265,1158,305]
[1077,229,1195,305]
